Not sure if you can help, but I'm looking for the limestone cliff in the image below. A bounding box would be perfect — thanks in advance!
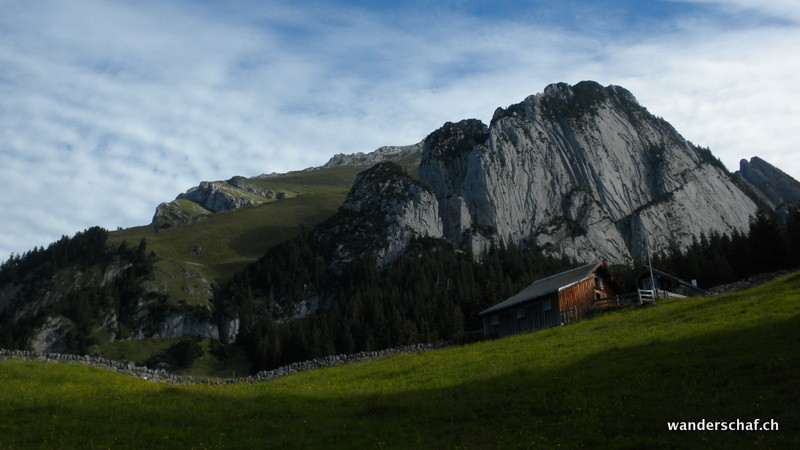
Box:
[322,143,422,168]
[410,81,760,262]
[314,162,443,268]
[153,178,296,222]
[735,156,800,217]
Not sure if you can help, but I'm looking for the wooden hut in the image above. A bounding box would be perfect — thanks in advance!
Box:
[635,266,706,298]
[479,262,621,339]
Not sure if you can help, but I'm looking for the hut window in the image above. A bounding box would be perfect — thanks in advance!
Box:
[594,277,602,289]
[490,316,499,326]
[543,299,552,311]
[516,309,525,319]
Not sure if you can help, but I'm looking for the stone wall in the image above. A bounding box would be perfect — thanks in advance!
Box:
[0,342,445,385]
[707,268,798,296]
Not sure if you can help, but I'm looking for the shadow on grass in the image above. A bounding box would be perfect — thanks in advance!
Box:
[258,314,800,448]
[3,313,798,448]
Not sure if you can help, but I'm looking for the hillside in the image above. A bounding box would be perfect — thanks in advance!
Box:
[108,150,422,289]
[4,80,800,372]
[2,271,798,448]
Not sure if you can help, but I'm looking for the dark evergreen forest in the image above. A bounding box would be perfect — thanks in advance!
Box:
[2,205,798,374]
[653,207,800,288]
[0,227,156,352]
[216,236,576,371]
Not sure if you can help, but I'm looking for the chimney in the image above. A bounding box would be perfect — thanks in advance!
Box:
[691,279,698,287]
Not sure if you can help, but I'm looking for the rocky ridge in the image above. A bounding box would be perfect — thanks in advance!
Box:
[735,157,800,217]
[321,143,422,168]
[349,81,763,264]
[153,178,297,222]
[314,162,443,268]
[153,144,422,223]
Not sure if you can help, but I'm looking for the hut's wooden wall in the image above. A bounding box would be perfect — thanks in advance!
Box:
[593,275,616,299]
[558,278,595,323]
[482,294,560,338]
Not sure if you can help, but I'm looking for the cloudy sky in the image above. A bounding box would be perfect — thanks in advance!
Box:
[1,0,798,261]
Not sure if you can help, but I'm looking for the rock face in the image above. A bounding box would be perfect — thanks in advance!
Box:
[144,311,219,341]
[29,316,74,353]
[396,81,762,263]
[177,180,290,213]
[0,258,223,353]
[153,199,212,222]
[152,144,422,223]
[735,157,800,217]
[153,177,297,222]
[315,162,443,268]
[322,143,422,168]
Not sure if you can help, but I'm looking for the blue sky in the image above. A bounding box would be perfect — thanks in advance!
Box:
[1,0,799,261]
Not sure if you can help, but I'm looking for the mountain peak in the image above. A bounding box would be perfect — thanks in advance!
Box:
[737,156,800,216]
[417,81,759,262]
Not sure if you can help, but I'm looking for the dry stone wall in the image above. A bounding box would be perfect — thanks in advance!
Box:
[0,342,445,385]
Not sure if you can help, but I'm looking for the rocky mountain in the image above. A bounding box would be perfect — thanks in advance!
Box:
[325,81,764,264]
[153,178,297,222]
[152,144,422,223]
[321,143,422,168]
[4,80,798,372]
[735,156,800,217]
[313,162,443,268]
[0,228,232,354]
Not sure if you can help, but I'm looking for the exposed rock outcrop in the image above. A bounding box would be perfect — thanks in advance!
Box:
[404,81,761,263]
[314,162,443,268]
[153,177,297,222]
[735,156,800,217]
[144,310,219,340]
[153,143,422,223]
[176,180,289,213]
[322,143,422,168]
[152,199,212,222]
[29,316,74,353]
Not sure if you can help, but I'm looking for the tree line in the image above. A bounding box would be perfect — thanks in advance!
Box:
[653,207,800,289]
[0,227,156,352]
[217,236,575,372]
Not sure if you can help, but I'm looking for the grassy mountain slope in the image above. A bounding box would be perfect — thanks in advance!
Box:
[108,152,421,286]
[2,271,798,447]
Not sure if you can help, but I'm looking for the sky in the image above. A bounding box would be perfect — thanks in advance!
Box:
[1,0,798,261]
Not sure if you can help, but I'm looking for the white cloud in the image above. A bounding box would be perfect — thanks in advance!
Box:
[0,0,798,261]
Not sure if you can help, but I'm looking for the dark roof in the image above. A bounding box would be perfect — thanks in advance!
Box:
[637,266,707,294]
[480,263,602,315]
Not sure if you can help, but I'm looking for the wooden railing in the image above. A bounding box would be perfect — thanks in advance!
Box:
[593,289,687,308]
[638,289,656,304]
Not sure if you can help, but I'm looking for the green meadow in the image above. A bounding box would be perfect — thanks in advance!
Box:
[2,271,798,448]
[108,153,421,286]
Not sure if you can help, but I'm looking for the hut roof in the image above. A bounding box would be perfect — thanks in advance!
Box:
[480,262,604,316]
[638,266,707,294]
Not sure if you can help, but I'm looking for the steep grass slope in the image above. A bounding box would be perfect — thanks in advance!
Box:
[1,271,798,448]
[108,153,421,286]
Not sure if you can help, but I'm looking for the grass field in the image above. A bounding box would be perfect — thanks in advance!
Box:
[89,338,252,379]
[2,272,798,448]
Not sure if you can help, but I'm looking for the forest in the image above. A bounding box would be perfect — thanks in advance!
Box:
[0,227,156,352]
[220,206,800,372]
[2,206,798,373]
[653,207,800,288]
